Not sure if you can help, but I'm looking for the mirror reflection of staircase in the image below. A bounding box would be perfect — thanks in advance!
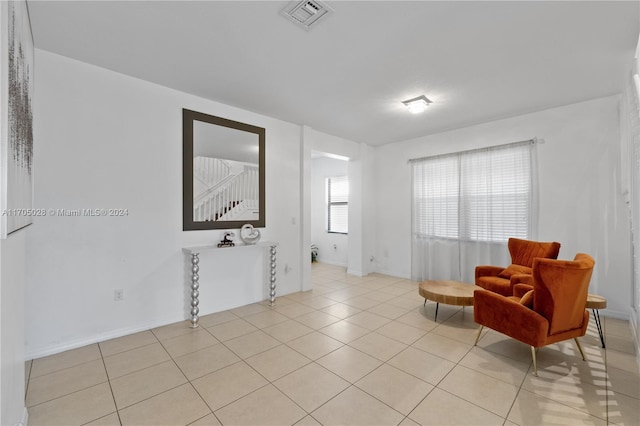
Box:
[193,157,259,222]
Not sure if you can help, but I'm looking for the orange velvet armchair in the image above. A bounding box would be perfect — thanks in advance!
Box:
[473,253,595,376]
[475,238,561,296]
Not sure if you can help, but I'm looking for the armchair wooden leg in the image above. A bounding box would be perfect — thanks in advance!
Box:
[474,326,483,346]
[531,346,538,376]
[574,338,586,361]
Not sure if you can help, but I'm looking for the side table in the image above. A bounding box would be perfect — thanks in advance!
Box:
[586,294,607,348]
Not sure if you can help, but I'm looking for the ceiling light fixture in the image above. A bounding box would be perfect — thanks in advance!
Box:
[402,95,432,114]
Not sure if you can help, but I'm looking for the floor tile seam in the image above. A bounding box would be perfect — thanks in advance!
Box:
[342,316,392,332]
[297,300,341,311]
[370,326,427,347]
[160,323,220,346]
[304,384,371,420]
[243,346,315,378]
[408,333,474,365]
[606,387,640,401]
[166,340,228,364]
[182,359,245,383]
[474,331,545,365]
[283,337,346,362]
[515,387,610,424]
[208,381,289,418]
[347,377,424,418]
[403,385,441,424]
[184,412,218,426]
[102,339,168,362]
[345,338,408,364]
[503,367,532,425]
[198,309,241,323]
[414,333,477,390]
[166,341,222,361]
[29,354,104,380]
[99,338,161,359]
[363,307,414,322]
[25,376,112,409]
[114,381,196,416]
[26,349,111,409]
[314,321,375,344]
[155,334,217,388]
[24,360,33,400]
[95,344,122,425]
[105,354,174,381]
[259,327,315,347]
[207,325,260,343]
[287,316,339,336]
[433,385,509,421]
[268,364,349,416]
[79,411,120,426]
[216,335,283,364]
[292,309,344,327]
[456,350,533,389]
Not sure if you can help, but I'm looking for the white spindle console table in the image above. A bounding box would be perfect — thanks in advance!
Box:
[182,241,279,328]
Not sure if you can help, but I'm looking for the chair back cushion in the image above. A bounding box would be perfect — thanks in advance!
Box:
[533,253,594,335]
[508,238,561,268]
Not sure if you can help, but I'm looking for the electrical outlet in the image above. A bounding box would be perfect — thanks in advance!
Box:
[333,244,337,250]
[114,289,124,301]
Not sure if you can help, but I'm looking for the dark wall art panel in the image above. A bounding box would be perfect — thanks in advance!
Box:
[1,0,34,237]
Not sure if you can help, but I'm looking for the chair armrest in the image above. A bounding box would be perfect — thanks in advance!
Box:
[474,289,548,347]
[509,274,533,295]
[511,274,533,286]
[475,265,504,280]
[513,283,534,298]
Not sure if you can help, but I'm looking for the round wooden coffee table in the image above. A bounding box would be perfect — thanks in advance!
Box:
[419,280,482,321]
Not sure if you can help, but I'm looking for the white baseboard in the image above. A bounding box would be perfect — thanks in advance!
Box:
[316,258,347,268]
[25,315,184,360]
[599,308,631,321]
[346,268,366,277]
[374,267,410,280]
[11,407,28,426]
[630,308,640,372]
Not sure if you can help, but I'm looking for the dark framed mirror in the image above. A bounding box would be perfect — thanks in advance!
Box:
[183,109,265,231]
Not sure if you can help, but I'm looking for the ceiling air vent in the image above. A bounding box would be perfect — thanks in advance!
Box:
[280,0,333,30]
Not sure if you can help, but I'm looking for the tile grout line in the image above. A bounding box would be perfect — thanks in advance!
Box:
[153,327,222,424]
[96,342,123,426]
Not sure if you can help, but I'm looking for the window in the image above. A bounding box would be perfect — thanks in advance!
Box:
[412,141,535,242]
[327,176,348,234]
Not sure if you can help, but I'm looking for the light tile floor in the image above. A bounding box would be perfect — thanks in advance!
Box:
[25,263,640,425]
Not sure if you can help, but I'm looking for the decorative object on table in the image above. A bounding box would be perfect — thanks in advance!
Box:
[1,0,34,238]
[239,223,261,245]
[217,231,235,248]
[311,244,319,262]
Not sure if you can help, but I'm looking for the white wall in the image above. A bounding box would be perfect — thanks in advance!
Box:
[27,50,303,358]
[0,231,27,426]
[311,156,348,266]
[376,95,632,319]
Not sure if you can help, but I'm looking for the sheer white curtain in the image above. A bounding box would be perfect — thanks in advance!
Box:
[411,141,537,282]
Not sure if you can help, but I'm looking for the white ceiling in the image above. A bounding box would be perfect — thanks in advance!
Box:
[28,1,639,146]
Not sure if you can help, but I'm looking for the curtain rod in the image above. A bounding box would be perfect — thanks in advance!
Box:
[407,138,537,164]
